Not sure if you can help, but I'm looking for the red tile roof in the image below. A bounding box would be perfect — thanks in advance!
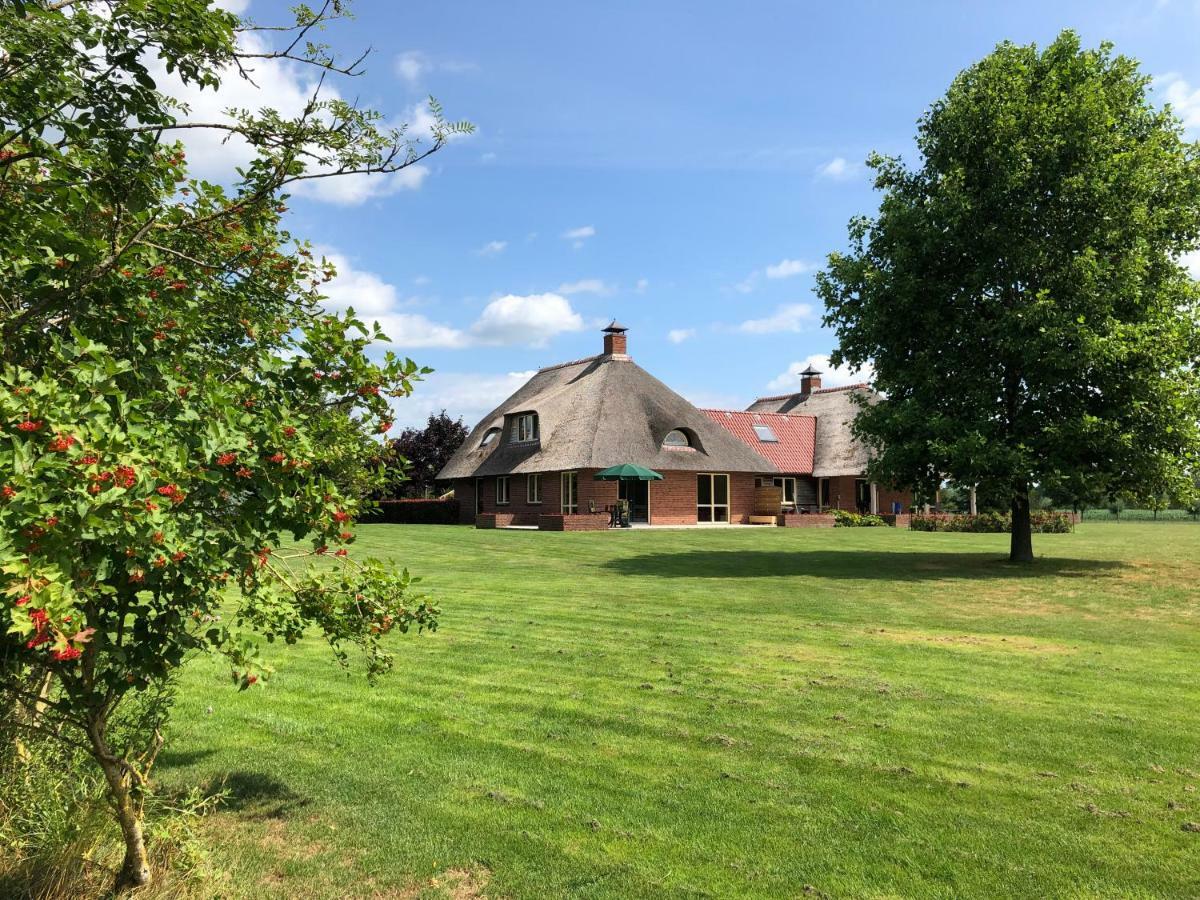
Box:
[700,409,816,474]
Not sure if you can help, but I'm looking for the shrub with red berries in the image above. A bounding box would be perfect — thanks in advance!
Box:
[0,1,460,887]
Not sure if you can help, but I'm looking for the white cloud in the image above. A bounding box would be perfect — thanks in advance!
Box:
[393,51,477,88]
[734,257,816,293]
[1156,73,1200,136]
[815,156,863,181]
[295,165,430,206]
[148,33,435,205]
[214,0,250,12]
[667,328,695,344]
[557,278,610,296]
[477,240,507,256]
[563,225,596,249]
[318,249,467,349]
[737,303,814,334]
[765,258,816,279]
[635,278,649,293]
[767,354,874,391]
[392,370,537,429]
[318,252,589,351]
[413,275,432,286]
[470,293,585,347]
[395,51,429,85]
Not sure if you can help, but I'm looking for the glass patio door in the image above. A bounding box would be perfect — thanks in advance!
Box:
[697,473,729,522]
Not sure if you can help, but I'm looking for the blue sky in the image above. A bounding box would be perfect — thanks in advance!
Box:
[195,0,1200,427]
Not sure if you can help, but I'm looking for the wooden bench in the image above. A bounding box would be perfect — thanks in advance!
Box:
[748,514,779,525]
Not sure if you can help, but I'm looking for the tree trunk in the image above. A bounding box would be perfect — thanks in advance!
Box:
[88,719,152,892]
[1010,486,1034,563]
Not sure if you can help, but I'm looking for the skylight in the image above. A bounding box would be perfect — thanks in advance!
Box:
[752,424,778,442]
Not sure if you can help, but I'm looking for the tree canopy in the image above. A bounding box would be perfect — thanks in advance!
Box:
[817,30,1200,561]
[384,411,468,499]
[0,0,467,890]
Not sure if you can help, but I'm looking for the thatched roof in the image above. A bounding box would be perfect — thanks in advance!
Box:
[437,354,778,480]
[746,385,873,478]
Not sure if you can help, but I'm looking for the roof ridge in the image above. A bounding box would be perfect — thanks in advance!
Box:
[699,407,816,421]
[535,353,602,373]
[751,383,870,403]
[812,383,870,394]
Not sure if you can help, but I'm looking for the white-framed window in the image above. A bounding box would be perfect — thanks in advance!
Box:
[561,471,578,514]
[479,427,501,448]
[662,429,691,449]
[527,473,542,504]
[512,412,539,443]
[752,423,778,442]
[697,473,729,523]
[774,476,796,507]
[496,476,510,506]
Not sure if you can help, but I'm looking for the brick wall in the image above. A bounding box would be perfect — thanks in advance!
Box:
[651,470,758,524]
[537,512,611,531]
[458,470,768,526]
[458,471,620,527]
[816,475,913,514]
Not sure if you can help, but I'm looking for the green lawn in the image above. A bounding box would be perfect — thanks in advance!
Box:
[161,523,1200,899]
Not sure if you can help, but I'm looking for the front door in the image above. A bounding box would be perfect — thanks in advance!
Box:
[619,479,650,523]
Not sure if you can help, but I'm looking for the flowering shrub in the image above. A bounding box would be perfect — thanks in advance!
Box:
[0,0,467,892]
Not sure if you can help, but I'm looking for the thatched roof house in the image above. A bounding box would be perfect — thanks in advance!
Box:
[436,324,910,526]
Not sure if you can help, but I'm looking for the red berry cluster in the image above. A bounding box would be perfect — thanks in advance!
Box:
[216,452,238,466]
[16,420,42,433]
[1,485,15,500]
[26,608,51,649]
[51,646,82,662]
[47,433,76,452]
[149,265,167,278]
[156,484,185,504]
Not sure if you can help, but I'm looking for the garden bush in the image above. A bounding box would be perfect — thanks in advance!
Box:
[910,512,1074,533]
[832,509,887,527]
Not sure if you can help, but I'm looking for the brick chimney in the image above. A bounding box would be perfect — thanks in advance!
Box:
[602,320,628,356]
[799,364,822,396]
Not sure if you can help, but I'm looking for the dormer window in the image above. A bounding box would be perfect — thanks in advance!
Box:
[479,427,502,448]
[752,424,778,442]
[663,429,691,449]
[512,412,539,443]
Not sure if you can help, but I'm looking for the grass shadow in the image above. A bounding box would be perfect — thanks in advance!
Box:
[601,549,1127,581]
[202,770,310,820]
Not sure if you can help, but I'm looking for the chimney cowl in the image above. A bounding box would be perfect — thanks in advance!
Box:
[800,364,822,395]
[602,320,629,356]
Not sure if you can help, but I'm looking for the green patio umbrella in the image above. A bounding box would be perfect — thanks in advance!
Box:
[594,464,662,527]
[593,463,664,481]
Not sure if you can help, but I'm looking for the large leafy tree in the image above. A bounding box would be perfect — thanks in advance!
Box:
[0,0,467,890]
[384,410,468,498]
[818,31,1200,562]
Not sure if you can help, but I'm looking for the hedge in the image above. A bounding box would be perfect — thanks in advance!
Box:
[358,498,460,525]
[910,511,1074,533]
